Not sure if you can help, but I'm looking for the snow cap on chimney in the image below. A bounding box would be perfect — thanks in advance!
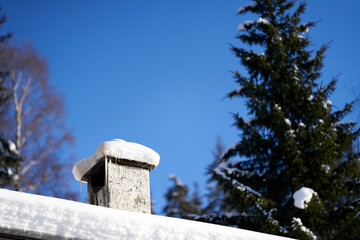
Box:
[73,139,159,181]
[72,139,160,213]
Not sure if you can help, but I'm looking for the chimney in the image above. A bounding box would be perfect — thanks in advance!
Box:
[72,139,160,214]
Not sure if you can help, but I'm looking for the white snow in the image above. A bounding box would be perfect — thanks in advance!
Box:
[237,2,257,14]
[7,140,17,153]
[307,95,314,101]
[245,117,255,124]
[334,120,355,126]
[298,122,306,128]
[293,187,316,209]
[169,174,185,187]
[236,85,244,93]
[237,6,246,13]
[323,100,332,109]
[291,218,317,240]
[72,139,160,181]
[284,118,291,126]
[0,189,293,240]
[274,103,281,111]
[300,24,310,33]
[214,162,261,197]
[234,180,262,197]
[286,129,295,137]
[297,35,305,40]
[238,20,254,31]
[224,211,242,218]
[257,18,269,25]
[215,162,253,178]
[13,174,19,181]
[321,164,330,173]
[237,17,269,31]
[220,143,237,160]
[294,65,298,72]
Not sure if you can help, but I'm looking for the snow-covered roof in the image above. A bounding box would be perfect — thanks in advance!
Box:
[0,189,293,240]
[72,139,160,181]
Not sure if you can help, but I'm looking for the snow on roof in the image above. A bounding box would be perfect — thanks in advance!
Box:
[0,189,293,240]
[72,139,160,181]
[293,187,316,209]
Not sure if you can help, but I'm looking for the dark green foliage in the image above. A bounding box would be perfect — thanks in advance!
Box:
[0,135,22,187]
[0,8,22,188]
[162,1,359,238]
[162,138,230,219]
[204,137,230,214]
[205,0,360,239]
[0,9,12,111]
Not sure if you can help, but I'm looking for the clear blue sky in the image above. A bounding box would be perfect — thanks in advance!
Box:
[1,0,359,214]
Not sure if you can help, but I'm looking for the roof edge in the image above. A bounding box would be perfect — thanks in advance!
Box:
[0,226,84,240]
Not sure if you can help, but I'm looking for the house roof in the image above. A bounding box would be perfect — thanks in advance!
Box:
[0,189,293,240]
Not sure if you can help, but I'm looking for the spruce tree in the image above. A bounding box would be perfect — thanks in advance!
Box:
[0,9,22,188]
[0,135,22,187]
[206,1,360,239]
[0,10,12,110]
[204,137,234,215]
[163,174,203,219]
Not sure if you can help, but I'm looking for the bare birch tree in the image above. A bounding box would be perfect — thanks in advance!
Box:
[0,43,76,199]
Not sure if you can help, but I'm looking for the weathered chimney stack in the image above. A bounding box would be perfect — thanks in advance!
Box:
[72,139,159,214]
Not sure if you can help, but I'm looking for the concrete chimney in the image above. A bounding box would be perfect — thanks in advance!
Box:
[72,139,159,214]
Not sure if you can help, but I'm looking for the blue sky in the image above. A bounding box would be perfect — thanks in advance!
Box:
[1,0,359,214]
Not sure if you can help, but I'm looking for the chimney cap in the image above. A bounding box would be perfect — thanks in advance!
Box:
[72,139,160,181]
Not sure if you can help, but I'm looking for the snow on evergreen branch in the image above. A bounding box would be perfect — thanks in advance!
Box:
[257,18,270,25]
[323,99,332,109]
[299,23,310,33]
[214,161,254,179]
[286,129,296,138]
[237,2,257,14]
[238,20,254,31]
[219,143,237,160]
[245,117,255,125]
[274,103,281,111]
[298,122,306,128]
[213,161,286,233]
[321,164,330,173]
[238,17,269,31]
[291,217,317,240]
[168,174,185,187]
[284,118,291,126]
[213,162,261,197]
[293,187,317,209]
[236,85,244,93]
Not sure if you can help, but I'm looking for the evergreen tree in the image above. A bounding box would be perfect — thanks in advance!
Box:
[204,136,232,214]
[0,135,22,187]
[162,138,228,219]
[0,10,12,112]
[163,174,203,219]
[205,1,360,239]
[0,9,22,188]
